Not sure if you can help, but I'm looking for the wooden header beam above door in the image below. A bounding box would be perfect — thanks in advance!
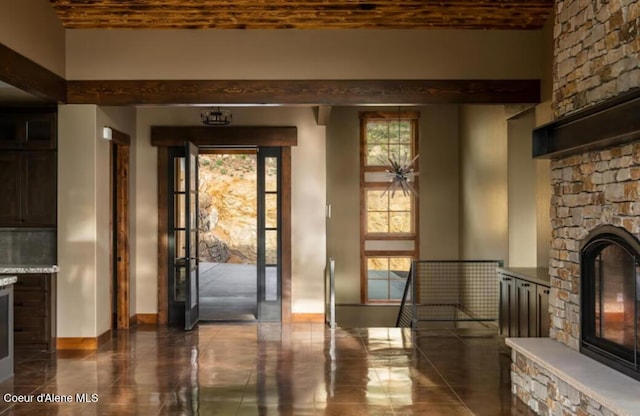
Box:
[67,79,540,106]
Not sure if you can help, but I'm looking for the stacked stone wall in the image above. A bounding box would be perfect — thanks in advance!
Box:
[511,351,619,416]
[554,0,640,117]
[549,140,640,349]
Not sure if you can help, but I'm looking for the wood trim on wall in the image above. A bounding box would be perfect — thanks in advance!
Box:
[291,313,324,323]
[281,146,292,324]
[67,79,541,106]
[151,126,298,147]
[57,329,111,350]
[136,314,159,325]
[0,43,66,103]
[157,147,169,325]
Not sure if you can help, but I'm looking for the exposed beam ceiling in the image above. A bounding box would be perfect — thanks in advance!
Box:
[49,0,554,30]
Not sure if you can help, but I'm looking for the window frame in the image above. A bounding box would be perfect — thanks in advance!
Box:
[359,111,419,304]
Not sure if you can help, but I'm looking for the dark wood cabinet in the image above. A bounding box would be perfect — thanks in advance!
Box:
[0,112,56,150]
[537,285,550,337]
[0,152,21,225]
[499,269,550,338]
[0,151,56,226]
[9,273,56,352]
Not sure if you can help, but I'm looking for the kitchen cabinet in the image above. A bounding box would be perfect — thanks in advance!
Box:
[0,151,56,226]
[12,273,56,351]
[0,112,56,150]
[498,268,550,338]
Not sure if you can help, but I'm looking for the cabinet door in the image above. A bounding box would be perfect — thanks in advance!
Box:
[22,151,56,226]
[24,113,56,150]
[0,151,21,225]
[537,285,550,337]
[0,115,23,149]
[499,274,516,337]
[517,280,537,337]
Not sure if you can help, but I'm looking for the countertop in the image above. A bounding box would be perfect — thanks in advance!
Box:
[0,265,58,274]
[497,267,550,286]
[0,276,17,287]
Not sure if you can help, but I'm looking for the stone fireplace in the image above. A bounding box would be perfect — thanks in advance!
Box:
[507,0,640,413]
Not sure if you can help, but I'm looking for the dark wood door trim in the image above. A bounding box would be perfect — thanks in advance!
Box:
[109,128,131,330]
[151,126,297,147]
[0,43,66,103]
[67,79,540,106]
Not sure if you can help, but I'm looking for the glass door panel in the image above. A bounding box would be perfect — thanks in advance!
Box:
[184,142,200,330]
[257,148,281,321]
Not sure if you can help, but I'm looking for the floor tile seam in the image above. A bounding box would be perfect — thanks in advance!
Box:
[413,330,475,415]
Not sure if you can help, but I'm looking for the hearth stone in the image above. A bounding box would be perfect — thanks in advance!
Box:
[508,338,640,416]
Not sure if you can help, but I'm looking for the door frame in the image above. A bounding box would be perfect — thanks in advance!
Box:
[108,127,131,329]
[154,126,296,324]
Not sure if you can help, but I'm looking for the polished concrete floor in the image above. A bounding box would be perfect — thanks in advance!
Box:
[0,325,535,416]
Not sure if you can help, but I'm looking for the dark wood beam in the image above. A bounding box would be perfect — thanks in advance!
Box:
[0,44,66,103]
[151,126,298,147]
[533,88,640,159]
[67,79,540,106]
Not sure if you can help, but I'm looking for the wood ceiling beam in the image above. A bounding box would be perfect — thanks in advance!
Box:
[67,79,540,106]
[0,44,66,103]
[49,0,554,30]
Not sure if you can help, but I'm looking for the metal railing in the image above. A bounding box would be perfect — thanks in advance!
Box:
[325,258,336,329]
[396,260,503,328]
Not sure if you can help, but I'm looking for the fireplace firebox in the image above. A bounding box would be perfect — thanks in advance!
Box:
[581,225,640,381]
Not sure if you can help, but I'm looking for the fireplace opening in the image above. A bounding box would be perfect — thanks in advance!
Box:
[581,225,640,381]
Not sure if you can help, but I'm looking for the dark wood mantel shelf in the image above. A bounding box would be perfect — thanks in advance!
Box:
[533,87,640,159]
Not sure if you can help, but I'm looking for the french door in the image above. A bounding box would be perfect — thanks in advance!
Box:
[168,142,200,330]
[168,144,281,325]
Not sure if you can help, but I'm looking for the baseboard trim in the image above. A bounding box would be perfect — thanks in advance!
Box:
[291,313,324,323]
[129,314,137,327]
[137,313,159,325]
[57,329,111,350]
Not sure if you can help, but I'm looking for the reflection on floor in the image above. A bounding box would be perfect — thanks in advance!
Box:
[0,324,535,416]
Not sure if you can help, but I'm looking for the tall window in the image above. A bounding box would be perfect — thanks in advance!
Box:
[360,111,419,303]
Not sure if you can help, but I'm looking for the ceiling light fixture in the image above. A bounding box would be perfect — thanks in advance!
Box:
[382,107,419,198]
[201,107,232,126]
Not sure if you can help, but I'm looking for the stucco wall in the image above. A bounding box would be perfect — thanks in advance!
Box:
[57,104,136,338]
[459,105,508,263]
[0,0,65,76]
[65,29,543,80]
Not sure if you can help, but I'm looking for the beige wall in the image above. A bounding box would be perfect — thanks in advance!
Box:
[57,104,136,338]
[507,110,537,267]
[0,0,65,76]
[58,105,98,337]
[134,106,327,315]
[65,29,543,80]
[459,105,508,263]
[326,105,460,304]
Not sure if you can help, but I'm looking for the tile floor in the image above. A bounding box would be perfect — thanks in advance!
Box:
[0,324,535,416]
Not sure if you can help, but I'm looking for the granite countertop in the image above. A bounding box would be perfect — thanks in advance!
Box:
[497,267,550,286]
[0,276,17,287]
[0,265,58,274]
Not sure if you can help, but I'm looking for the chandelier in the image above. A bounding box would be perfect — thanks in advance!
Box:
[382,154,419,198]
[201,107,232,126]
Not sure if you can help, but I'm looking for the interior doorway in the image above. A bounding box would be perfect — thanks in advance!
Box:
[198,150,258,321]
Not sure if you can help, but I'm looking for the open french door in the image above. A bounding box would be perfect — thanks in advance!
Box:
[257,147,282,321]
[183,142,200,330]
[168,142,200,330]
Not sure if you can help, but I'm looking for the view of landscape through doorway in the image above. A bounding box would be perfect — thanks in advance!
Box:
[197,150,258,321]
